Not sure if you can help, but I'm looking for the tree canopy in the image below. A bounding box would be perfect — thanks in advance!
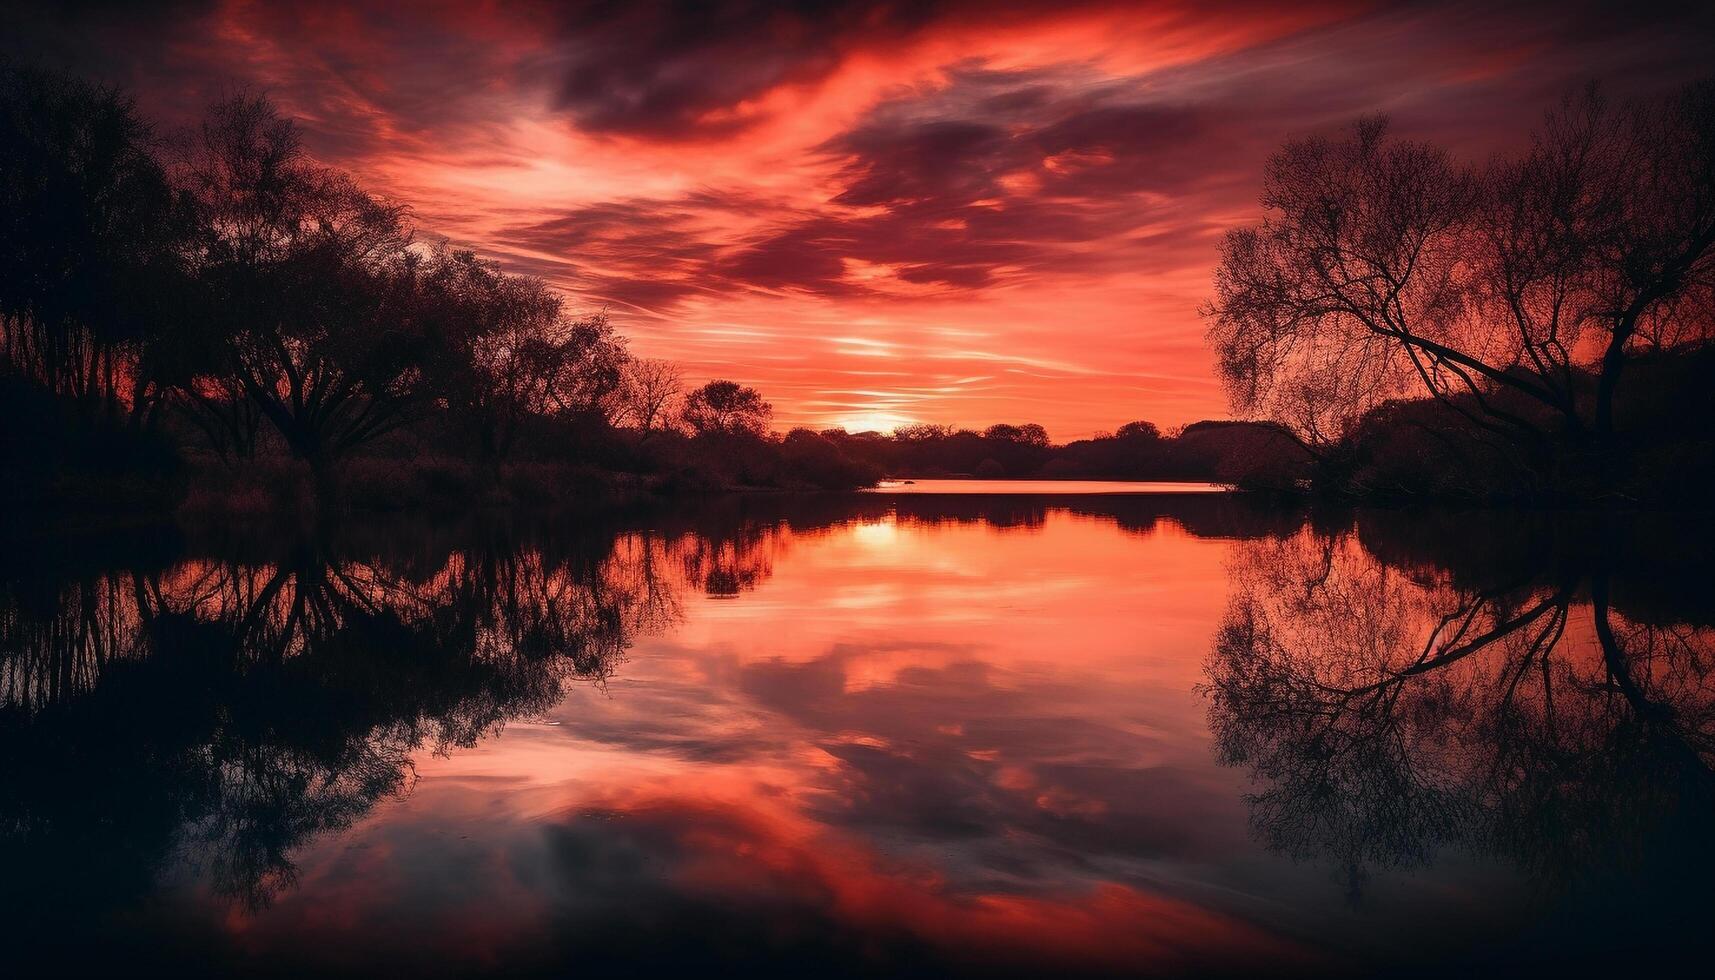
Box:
[1205,81,1715,455]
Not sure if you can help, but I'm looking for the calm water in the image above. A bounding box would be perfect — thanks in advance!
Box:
[867,479,1229,494]
[3,494,1712,976]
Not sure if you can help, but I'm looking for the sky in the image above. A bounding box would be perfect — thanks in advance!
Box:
[4,1,1713,437]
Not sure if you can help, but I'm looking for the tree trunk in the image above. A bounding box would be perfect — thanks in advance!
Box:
[1593,323,1632,446]
[1591,571,1662,722]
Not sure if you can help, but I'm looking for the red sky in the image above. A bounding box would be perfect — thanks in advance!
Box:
[5,1,1712,436]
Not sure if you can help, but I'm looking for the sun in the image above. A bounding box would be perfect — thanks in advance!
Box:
[835,411,915,434]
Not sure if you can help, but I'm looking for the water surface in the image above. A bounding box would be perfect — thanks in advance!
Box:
[867,479,1228,494]
[3,495,1711,975]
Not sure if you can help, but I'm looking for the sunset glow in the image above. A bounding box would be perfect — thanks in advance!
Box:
[7,0,1709,436]
[5,3,1715,969]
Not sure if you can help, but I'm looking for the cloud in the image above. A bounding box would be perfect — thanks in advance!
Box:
[6,0,1714,433]
[540,0,938,139]
[495,66,1233,306]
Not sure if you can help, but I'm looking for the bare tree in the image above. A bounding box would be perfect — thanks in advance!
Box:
[614,356,682,436]
[1204,80,1715,455]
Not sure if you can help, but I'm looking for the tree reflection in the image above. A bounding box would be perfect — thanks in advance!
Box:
[0,522,688,915]
[1205,517,1715,912]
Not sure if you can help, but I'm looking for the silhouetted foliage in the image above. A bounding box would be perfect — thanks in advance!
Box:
[533,309,629,425]
[414,245,566,472]
[615,356,683,436]
[1115,420,1160,441]
[680,379,771,436]
[0,62,188,414]
[804,418,1306,485]
[0,67,887,513]
[982,422,1050,446]
[1205,80,1715,499]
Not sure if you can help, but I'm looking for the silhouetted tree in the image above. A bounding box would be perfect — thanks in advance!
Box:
[681,379,770,436]
[1115,420,1161,441]
[0,63,187,416]
[415,246,561,473]
[981,422,1050,447]
[894,423,954,442]
[528,310,629,425]
[178,94,424,481]
[615,356,683,436]
[1205,80,1715,460]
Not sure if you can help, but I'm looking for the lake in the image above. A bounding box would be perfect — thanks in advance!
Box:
[866,479,1230,494]
[3,492,1712,976]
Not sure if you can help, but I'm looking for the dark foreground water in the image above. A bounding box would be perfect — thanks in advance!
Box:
[3,493,1712,976]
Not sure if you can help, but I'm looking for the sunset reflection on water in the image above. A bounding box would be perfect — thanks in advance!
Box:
[3,496,1712,975]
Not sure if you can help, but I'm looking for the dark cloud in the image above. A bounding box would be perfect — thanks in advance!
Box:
[492,199,729,309]
[543,0,932,138]
[537,0,1143,139]
[496,67,1232,304]
[535,0,1715,146]
[1,0,540,168]
[9,0,1714,378]
[823,74,1215,207]
[828,118,1010,207]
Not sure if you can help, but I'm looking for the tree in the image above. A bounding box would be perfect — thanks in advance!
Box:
[416,246,561,472]
[981,423,1050,446]
[680,379,770,436]
[614,356,682,435]
[532,310,629,425]
[894,423,953,441]
[1205,117,1488,452]
[1115,420,1161,441]
[1204,80,1715,458]
[178,94,424,480]
[0,64,187,416]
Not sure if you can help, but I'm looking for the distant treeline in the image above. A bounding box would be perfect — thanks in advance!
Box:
[808,420,1301,483]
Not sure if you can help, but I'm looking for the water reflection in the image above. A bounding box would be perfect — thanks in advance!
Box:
[2,498,1711,974]
[1205,511,1715,955]
[0,522,674,915]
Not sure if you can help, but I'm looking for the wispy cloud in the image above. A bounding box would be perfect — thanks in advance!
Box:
[5,0,1710,434]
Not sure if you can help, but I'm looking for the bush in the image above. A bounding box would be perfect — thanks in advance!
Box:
[773,429,883,490]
